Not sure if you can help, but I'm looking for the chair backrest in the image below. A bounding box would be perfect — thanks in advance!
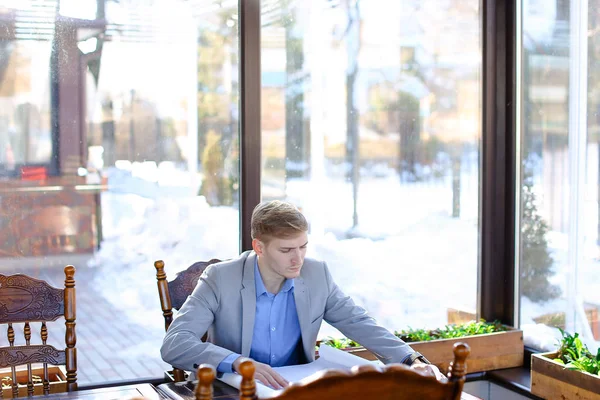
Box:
[236,342,470,400]
[0,266,77,397]
[154,259,221,381]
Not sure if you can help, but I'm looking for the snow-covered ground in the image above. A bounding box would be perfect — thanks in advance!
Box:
[87,160,600,379]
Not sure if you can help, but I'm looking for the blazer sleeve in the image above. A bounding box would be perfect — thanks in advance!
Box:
[322,262,414,364]
[160,264,235,371]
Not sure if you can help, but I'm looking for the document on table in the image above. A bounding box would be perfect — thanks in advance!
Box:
[217,344,378,398]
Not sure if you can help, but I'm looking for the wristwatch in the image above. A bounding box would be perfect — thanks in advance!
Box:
[404,351,431,366]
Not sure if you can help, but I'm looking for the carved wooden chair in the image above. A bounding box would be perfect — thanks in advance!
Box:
[155,259,222,382]
[0,266,77,397]
[233,342,470,400]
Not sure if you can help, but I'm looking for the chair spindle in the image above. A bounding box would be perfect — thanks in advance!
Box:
[23,323,34,396]
[41,322,50,395]
[8,323,17,398]
[447,342,470,400]
[239,359,257,400]
[154,260,173,331]
[194,364,215,400]
[64,265,77,391]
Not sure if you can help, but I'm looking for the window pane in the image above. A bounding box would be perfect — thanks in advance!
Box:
[0,41,53,174]
[260,0,481,337]
[519,0,600,353]
[0,0,240,384]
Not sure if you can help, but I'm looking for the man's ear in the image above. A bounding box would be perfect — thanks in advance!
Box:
[252,238,263,256]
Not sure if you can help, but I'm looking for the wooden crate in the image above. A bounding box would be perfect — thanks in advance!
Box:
[531,352,600,400]
[0,365,67,397]
[533,304,600,341]
[340,328,524,373]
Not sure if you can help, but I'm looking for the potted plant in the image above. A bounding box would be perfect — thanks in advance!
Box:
[531,329,600,399]
[320,320,523,373]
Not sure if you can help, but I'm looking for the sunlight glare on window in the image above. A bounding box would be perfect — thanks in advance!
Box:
[59,0,97,20]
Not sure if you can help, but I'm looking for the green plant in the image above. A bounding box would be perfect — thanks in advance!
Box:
[320,336,360,349]
[321,320,508,350]
[395,328,433,342]
[553,329,600,376]
[394,320,508,342]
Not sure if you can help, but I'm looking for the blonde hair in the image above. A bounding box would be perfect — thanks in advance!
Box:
[251,200,308,241]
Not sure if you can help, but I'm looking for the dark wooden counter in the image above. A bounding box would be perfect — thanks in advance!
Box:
[0,176,106,257]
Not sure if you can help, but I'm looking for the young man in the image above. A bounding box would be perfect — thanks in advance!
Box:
[161,200,438,388]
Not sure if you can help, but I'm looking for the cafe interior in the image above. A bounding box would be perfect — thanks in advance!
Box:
[1,0,599,399]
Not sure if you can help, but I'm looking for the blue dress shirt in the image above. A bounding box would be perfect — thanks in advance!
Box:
[217,259,302,373]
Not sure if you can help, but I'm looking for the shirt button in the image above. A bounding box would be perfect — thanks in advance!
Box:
[271,327,276,331]
[272,355,276,359]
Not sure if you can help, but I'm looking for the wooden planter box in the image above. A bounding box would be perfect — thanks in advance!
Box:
[531,351,600,400]
[0,365,67,397]
[330,328,524,374]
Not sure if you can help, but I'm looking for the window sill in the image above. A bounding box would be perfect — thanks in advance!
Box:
[466,368,543,400]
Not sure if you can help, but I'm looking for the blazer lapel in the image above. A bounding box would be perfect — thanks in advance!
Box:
[240,252,257,357]
[293,276,312,361]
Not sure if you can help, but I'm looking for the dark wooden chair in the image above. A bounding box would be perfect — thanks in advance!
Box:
[155,259,222,382]
[0,266,77,397]
[235,342,470,400]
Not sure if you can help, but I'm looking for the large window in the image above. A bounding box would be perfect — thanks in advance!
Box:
[7,0,595,387]
[260,0,482,337]
[519,0,600,353]
[0,0,240,384]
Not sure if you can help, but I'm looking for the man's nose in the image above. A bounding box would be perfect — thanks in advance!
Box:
[291,249,302,263]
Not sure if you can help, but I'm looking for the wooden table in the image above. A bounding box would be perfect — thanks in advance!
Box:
[156,380,483,400]
[157,380,237,399]
[36,383,163,399]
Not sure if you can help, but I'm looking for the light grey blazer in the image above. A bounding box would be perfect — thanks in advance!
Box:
[160,251,414,371]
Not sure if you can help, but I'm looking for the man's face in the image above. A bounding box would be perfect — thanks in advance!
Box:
[254,232,308,280]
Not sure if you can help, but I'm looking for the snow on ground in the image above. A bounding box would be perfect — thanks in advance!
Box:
[87,164,600,367]
[90,169,478,333]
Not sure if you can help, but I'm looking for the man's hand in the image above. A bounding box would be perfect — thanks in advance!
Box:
[410,361,447,382]
[232,357,289,389]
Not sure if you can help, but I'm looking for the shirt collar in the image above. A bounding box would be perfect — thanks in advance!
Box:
[254,257,295,296]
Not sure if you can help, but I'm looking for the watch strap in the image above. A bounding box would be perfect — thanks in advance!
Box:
[404,351,431,366]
